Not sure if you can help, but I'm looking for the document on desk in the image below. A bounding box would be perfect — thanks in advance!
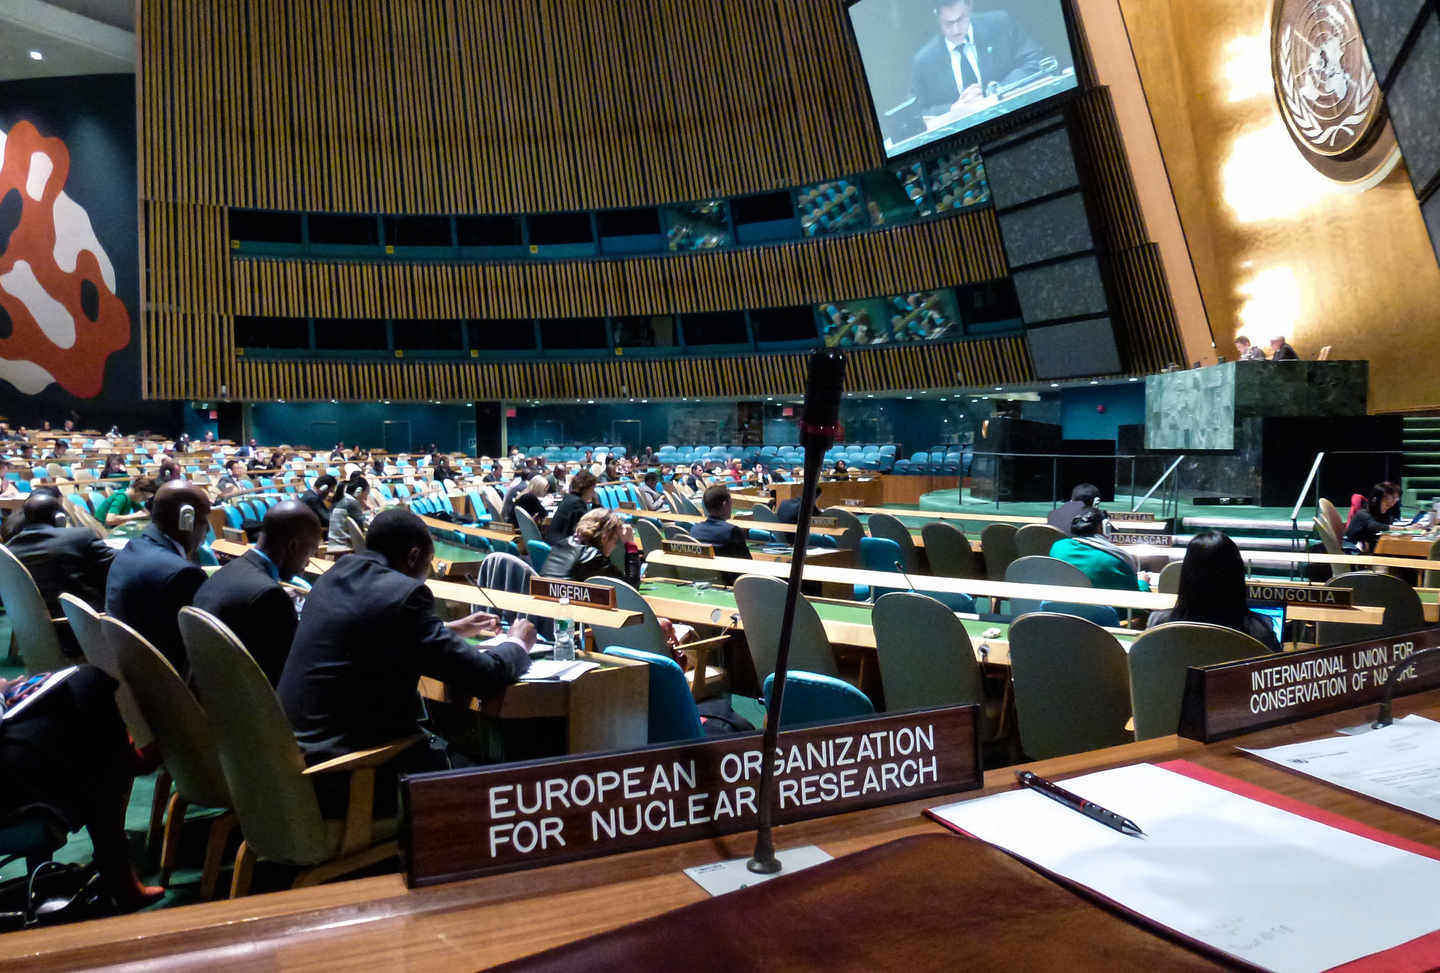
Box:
[1242,714,1440,822]
[929,763,1440,973]
[520,659,599,682]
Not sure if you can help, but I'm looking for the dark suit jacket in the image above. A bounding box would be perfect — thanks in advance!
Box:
[5,524,115,617]
[277,550,530,765]
[104,525,208,672]
[544,493,592,544]
[909,11,1045,116]
[1047,500,1092,535]
[193,550,298,686]
[689,517,752,560]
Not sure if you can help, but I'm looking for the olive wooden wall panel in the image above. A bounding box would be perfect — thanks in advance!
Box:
[140,0,886,213]
[224,212,1007,319]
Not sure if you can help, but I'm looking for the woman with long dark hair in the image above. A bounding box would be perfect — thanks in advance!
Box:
[1343,483,1398,553]
[1145,530,1281,652]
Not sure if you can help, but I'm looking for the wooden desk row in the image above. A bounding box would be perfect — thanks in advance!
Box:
[13,692,1435,971]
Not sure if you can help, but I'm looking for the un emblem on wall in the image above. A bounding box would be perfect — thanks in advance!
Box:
[1269,0,1400,188]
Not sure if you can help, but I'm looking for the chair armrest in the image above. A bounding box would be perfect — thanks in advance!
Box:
[682,634,730,654]
[50,616,70,630]
[303,735,424,776]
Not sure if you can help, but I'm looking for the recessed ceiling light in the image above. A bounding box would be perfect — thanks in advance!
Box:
[1128,377,1139,382]
[1050,383,1059,388]
[28,50,43,61]
[994,387,1003,391]
[1090,380,1099,385]
[905,396,913,400]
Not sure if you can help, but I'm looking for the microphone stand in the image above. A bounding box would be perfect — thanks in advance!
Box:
[747,427,829,875]
[1372,646,1440,728]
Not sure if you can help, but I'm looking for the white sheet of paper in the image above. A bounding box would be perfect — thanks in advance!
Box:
[520,659,599,682]
[929,763,1440,973]
[683,845,832,897]
[1243,714,1440,822]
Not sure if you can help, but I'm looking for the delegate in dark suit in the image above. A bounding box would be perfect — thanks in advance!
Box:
[689,517,752,560]
[6,523,115,616]
[105,524,207,672]
[909,10,1045,117]
[278,549,530,795]
[193,550,298,687]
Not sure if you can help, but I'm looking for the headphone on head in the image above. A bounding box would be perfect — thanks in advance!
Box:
[179,503,196,534]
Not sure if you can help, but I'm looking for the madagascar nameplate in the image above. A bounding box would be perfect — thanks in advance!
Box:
[1111,533,1172,547]
[400,705,981,887]
[1178,626,1440,742]
[1245,582,1352,607]
[527,577,617,609]
[662,539,714,558]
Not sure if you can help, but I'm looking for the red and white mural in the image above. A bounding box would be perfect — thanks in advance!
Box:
[0,120,131,398]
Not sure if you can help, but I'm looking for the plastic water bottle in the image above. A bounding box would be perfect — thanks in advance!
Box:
[554,597,575,662]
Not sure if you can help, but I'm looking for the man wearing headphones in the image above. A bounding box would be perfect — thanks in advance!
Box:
[5,489,116,623]
[105,480,212,671]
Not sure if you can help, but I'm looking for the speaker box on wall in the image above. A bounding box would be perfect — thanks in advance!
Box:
[1026,317,1123,379]
[1012,255,1109,324]
[996,190,1094,268]
[982,123,1080,210]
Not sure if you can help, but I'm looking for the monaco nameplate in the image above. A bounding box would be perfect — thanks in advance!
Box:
[527,577,617,609]
[811,517,838,528]
[1178,627,1440,742]
[662,539,714,558]
[401,705,981,887]
[1245,582,1351,607]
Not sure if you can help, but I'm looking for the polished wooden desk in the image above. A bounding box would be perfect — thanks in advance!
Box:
[1375,531,1439,559]
[845,505,1047,526]
[417,514,518,545]
[770,478,884,507]
[647,509,849,538]
[13,692,1437,971]
[418,651,648,755]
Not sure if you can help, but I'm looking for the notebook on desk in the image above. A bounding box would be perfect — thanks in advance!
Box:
[928,762,1440,973]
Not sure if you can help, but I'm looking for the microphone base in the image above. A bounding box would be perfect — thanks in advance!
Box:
[746,855,783,876]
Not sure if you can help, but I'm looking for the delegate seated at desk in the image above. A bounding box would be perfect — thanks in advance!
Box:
[1048,507,1148,592]
[689,485,752,560]
[278,508,534,816]
[909,0,1044,122]
[541,508,642,586]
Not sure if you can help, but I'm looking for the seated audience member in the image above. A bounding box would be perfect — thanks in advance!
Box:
[727,458,745,483]
[105,481,212,671]
[499,471,532,524]
[1269,336,1299,361]
[100,454,127,479]
[636,471,667,511]
[327,474,371,549]
[6,490,115,618]
[511,474,549,527]
[432,455,457,487]
[157,456,183,484]
[215,459,253,499]
[547,464,564,495]
[777,487,823,525]
[370,455,387,477]
[541,508,642,586]
[299,474,337,528]
[279,509,533,815]
[1344,483,1398,553]
[1146,531,1281,653]
[830,459,851,481]
[194,501,323,686]
[0,666,164,912]
[1049,507,1147,592]
[545,470,597,544]
[0,460,19,498]
[95,476,159,528]
[1234,335,1266,361]
[1047,482,1101,535]
[689,485,752,559]
[329,443,347,462]
[683,463,706,494]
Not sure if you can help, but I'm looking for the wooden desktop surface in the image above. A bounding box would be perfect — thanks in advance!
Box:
[12,692,1437,971]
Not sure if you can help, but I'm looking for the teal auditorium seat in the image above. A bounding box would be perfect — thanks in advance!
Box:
[762,672,874,728]
[602,647,705,744]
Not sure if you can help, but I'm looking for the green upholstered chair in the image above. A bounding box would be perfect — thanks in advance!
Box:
[1008,612,1133,760]
[1156,561,1183,594]
[1003,555,1091,618]
[979,523,1019,581]
[179,607,417,898]
[59,593,151,748]
[0,545,71,675]
[106,615,235,897]
[733,575,839,681]
[866,512,919,573]
[514,506,543,547]
[1316,571,1427,646]
[820,507,865,551]
[1127,621,1270,740]
[1014,523,1067,559]
[872,591,997,736]
[921,522,979,579]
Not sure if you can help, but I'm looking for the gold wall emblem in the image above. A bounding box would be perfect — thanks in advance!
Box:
[1270,0,1401,187]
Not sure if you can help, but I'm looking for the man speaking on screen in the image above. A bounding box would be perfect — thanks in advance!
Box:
[909,0,1045,122]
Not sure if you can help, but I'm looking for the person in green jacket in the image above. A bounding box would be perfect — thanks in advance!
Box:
[1048,507,1149,592]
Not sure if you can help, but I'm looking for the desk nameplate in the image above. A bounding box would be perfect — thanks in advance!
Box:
[1112,533,1172,547]
[811,517,838,528]
[1245,582,1351,607]
[1107,511,1167,525]
[400,705,981,887]
[527,577,617,609]
[1179,627,1440,742]
[663,539,714,558]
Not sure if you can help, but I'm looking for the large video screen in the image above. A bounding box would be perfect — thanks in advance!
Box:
[847,0,1079,159]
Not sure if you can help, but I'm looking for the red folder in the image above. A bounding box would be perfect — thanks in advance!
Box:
[926,759,1440,973]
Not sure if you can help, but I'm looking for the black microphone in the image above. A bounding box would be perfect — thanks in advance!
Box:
[750,349,846,876]
[893,558,919,594]
[1372,646,1440,728]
